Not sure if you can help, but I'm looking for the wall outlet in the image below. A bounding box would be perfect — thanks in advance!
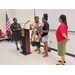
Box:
[50,41,52,43]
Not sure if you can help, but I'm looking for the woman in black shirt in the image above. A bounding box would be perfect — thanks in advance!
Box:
[39,14,49,57]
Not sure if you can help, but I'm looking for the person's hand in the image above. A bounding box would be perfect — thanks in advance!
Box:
[66,37,70,41]
[39,24,42,27]
[39,28,43,32]
[20,28,22,30]
[32,23,35,26]
[17,28,21,30]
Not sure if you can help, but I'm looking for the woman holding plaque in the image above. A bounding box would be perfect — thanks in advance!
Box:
[30,16,42,54]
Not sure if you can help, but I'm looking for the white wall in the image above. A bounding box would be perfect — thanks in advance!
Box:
[35,9,75,55]
[0,9,75,55]
[47,30,75,55]
[35,9,75,31]
[30,29,75,55]
[0,9,34,32]
[0,9,12,33]
[11,9,34,29]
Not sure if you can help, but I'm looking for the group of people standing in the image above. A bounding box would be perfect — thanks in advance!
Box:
[30,14,49,57]
[10,13,70,65]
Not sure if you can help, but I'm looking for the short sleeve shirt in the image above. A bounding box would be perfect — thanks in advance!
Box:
[56,23,68,42]
[41,22,49,37]
[10,23,21,32]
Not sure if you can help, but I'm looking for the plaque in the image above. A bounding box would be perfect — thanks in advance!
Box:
[21,29,25,37]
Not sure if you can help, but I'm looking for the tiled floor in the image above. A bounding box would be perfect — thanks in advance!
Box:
[0,41,75,65]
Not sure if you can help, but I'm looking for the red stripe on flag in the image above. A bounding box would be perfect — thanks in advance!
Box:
[6,25,10,30]
[6,24,11,29]
[6,22,10,27]
[6,21,10,27]
[6,22,11,29]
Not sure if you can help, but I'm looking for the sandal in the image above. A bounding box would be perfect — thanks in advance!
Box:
[58,60,66,63]
[43,55,49,57]
[42,52,46,54]
[56,64,65,65]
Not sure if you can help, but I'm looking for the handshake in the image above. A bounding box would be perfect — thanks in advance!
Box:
[37,27,43,32]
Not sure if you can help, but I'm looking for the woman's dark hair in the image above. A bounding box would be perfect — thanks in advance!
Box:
[60,14,68,29]
[43,14,48,21]
[35,16,39,19]
[13,18,16,21]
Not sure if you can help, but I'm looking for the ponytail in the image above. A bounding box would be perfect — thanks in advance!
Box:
[63,21,68,29]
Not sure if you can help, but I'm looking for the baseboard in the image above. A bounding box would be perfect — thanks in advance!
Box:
[0,37,12,41]
[40,45,75,58]
[30,42,75,58]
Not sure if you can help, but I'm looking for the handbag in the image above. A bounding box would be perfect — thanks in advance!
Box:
[31,41,36,47]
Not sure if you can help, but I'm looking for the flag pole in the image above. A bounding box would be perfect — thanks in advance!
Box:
[5,11,7,36]
[6,11,7,14]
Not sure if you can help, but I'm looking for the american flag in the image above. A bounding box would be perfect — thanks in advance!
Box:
[6,13,11,36]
